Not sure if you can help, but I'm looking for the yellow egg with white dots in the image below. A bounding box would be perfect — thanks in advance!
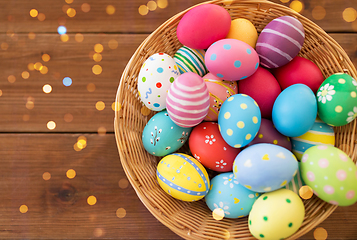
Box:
[156,153,210,201]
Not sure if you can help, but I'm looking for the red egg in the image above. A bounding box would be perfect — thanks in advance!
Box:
[247,118,292,151]
[189,122,240,172]
[238,67,281,119]
[271,56,324,93]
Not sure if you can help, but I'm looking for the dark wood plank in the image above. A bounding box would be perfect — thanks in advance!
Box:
[0,133,356,239]
[0,0,356,34]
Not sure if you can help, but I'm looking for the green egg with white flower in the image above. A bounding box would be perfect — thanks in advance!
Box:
[316,73,357,127]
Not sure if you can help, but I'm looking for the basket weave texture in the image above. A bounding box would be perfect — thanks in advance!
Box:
[115,0,357,239]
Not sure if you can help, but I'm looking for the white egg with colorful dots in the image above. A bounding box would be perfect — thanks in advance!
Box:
[205,172,260,219]
[218,94,261,148]
[142,110,192,156]
[138,53,180,111]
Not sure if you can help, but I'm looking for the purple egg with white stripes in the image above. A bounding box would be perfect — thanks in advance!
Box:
[166,72,210,128]
[256,16,305,69]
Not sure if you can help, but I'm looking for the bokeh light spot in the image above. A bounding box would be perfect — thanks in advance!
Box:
[30,9,38,17]
[63,77,72,86]
[62,4,70,13]
[67,8,76,17]
[28,63,35,71]
[75,33,84,42]
[314,227,328,240]
[23,114,30,121]
[94,44,103,53]
[57,26,67,35]
[43,172,51,181]
[212,208,225,220]
[38,13,46,21]
[28,32,36,39]
[116,208,126,218]
[65,0,74,4]
[118,178,129,189]
[47,121,56,130]
[112,102,121,111]
[60,34,69,42]
[26,101,34,110]
[74,142,81,151]
[42,54,50,62]
[87,195,97,205]
[1,42,9,50]
[93,228,105,238]
[8,75,16,83]
[290,0,304,13]
[92,64,102,75]
[64,113,73,122]
[43,84,52,94]
[93,53,102,62]
[157,0,168,9]
[280,0,290,3]
[81,3,91,12]
[34,62,43,71]
[40,66,48,74]
[147,1,157,11]
[0,90,2,97]
[22,71,30,79]
[138,5,149,15]
[77,139,87,150]
[108,39,118,49]
[87,83,96,92]
[66,169,76,179]
[98,126,106,136]
[343,8,357,22]
[312,6,326,20]
[106,5,115,15]
[96,101,105,111]
[299,185,314,199]
[19,205,28,213]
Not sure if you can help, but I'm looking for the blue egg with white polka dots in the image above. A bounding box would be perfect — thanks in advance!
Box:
[218,94,261,148]
[142,110,192,156]
[205,172,260,219]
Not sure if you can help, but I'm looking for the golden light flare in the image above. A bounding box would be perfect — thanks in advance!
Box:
[118,178,129,189]
[312,6,326,20]
[313,227,328,240]
[212,208,225,220]
[299,185,314,199]
[65,0,74,4]
[87,83,96,92]
[94,43,103,53]
[108,39,118,49]
[64,113,73,122]
[0,90,2,97]
[1,42,9,50]
[75,33,84,42]
[96,101,105,111]
[77,139,87,150]
[42,54,50,62]
[47,121,56,130]
[30,9,38,17]
[93,228,105,238]
[147,1,157,11]
[38,13,46,21]
[34,62,42,71]
[138,5,149,15]
[112,102,121,111]
[116,208,126,218]
[81,3,91,13]
[42,172,51,181]
[87,195,97,205]
[60,34,69,42]
[28,32,36,39]
[290,0,304,13]
[280,0,290,3]
[19,205,28,213]
[93,53,102,62]
[343,7,357,22]
[26,101,34,109]
[67,8,76,17]
[23,114,30,121]
[66,169,76,179]
[27,63,34,71]
[157,0,168,9]
[8,75,16,83]
[43,84,52,94]
[22,71,30,79]
[98,126,106,136]
[106,5,115,15]
[92,64,102,75]
[40,66,49,74]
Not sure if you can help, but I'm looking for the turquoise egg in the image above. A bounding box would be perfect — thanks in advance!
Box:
[142,110,192,156]
[205,172,259,218]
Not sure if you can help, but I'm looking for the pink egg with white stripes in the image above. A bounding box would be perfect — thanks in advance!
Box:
[166,72,210,128]
[256,16,305,68]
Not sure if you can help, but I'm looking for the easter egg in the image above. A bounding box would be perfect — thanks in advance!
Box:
[204,78,238,121]
[272,84,317,137]
[166,72,210,128]
[142,110,192,156]
[238,67,281,119]
[291,117,335,160]
[256,16,305,68]
[247,118,292,151]
[174,46,208,77]
[226,18,258,48]
[248,189,305,240]
[156,153,210,202]
[300,145,357,206]
[233,143,298,193]
[189,122,240,172]
[176,4,231,49]
[218,94,261,148]
[137,53,180,111]
[205,172,259,219]
[316,73,357,126]
[205,39,260,81]
[272,56,324,93]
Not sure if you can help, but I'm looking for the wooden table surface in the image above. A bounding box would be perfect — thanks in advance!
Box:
[0,0,356,239]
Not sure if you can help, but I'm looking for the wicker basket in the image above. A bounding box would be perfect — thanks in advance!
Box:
[114,0,357,239]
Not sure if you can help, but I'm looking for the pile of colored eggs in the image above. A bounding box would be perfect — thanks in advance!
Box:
[138,3,357,240]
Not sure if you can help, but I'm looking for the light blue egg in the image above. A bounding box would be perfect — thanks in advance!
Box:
[272,84,317,137]
[205,172,259,219]
[142,110,192,156]
[218,94,261,148]
[233,143,299,193]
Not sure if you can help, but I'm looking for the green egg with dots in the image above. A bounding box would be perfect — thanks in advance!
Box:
[248,188,305,240]
[316,73,357,126]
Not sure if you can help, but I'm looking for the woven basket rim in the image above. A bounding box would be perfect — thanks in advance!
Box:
[115,0,357,239]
